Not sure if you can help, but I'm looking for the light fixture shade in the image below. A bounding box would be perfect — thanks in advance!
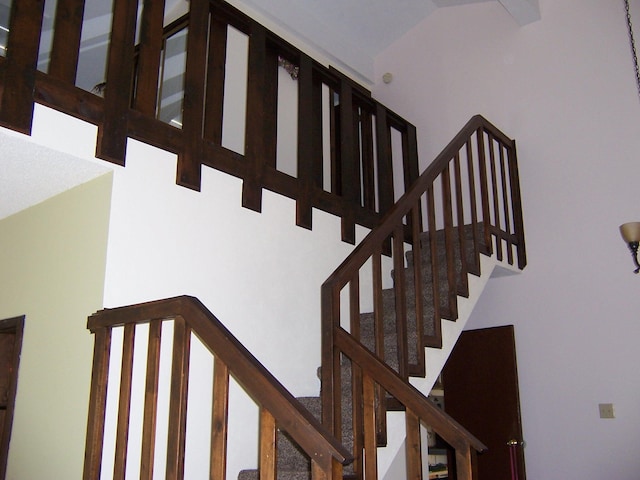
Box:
[620,222,640,243]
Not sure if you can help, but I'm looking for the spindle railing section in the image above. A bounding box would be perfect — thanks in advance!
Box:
[321,115,526,479]
[0,0,419,244]
[83,296,352,480]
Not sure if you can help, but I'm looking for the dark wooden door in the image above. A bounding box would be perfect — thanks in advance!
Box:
[441,325,526,480]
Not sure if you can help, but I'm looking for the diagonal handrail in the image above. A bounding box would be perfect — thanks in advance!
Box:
[83,295,352,480]
[321,114,526,479]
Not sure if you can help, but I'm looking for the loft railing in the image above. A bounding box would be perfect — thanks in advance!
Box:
[0,0,420,243]
[321,115,526,479]
[83,296,352,480]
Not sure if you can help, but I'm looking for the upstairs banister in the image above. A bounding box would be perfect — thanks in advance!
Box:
[0,0,421,244]
[84,296,352,480]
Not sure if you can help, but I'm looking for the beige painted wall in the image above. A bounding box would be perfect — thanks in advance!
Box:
[0,172,112,479]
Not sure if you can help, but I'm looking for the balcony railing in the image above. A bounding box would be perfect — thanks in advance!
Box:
[0,0,421,243]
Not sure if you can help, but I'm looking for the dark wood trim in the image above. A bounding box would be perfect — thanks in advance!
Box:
[48,0,85,84]
[113,323,135,480]
[140,320,162,480]
[96,0,138,165]
[83,327,112,480]
[87,296,352,469]
[177,0,210,191]
[133,0,166,116]
[0,316,24,480]
[0,0,45,134]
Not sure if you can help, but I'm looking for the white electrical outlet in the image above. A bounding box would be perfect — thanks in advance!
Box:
[598,403,615,419]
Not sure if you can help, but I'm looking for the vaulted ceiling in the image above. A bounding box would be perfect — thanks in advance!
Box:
[230,0,540,82]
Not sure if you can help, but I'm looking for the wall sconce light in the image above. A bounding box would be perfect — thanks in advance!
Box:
[620,222,640,273]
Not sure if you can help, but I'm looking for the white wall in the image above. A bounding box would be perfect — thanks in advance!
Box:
[374,1,640,478]
[3,95,369,478]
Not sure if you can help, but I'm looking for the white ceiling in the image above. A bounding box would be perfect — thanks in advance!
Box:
[0,129,110,220]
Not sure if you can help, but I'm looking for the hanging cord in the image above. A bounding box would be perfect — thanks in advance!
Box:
[625,0,640,101]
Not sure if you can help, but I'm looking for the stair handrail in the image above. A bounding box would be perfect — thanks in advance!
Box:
[323,114,526,286]
[321,114,527,479]
[336,328,487,468]
[84,295,352,480]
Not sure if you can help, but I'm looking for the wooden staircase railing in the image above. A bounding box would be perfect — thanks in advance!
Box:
[0,0,420,244]
[321,114,526,479]
[83,295,352,480]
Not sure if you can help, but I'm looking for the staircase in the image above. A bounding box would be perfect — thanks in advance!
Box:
[0,0,526,477]
[79,114,524,480]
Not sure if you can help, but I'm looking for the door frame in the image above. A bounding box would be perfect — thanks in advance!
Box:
[0,316,24,480]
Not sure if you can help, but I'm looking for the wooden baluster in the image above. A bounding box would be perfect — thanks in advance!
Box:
[372,248,388,444]
[402,123,421,228]
[453,152,469,294]
[476,128,493,254]
[455,444,473,480]
[48,0,85,84]
[375,105,395,217]
[507,141,527,269]
[320,284,339,435]
[242,22,268,212]
[204,14,228,144]
[83,327,112,480]
[360,107,376,212]
[133,0,166,116]
[297,53,318,230]
[258,408,277,480]
[348,274,363,478]
[410,204,425,375]
[177,0,209,191]
[338,77,357,244]
[166,317,191,480]
[329,85,340,196]
[465,138,483,270]
[404,408,422,480]
[96,0,138,165]
[498,142,514,265]
[114,324,136,480]
[0,0,45,134]
[426,185,443,347]
[441,167,458,318]
[487,133,503,261]
[392,225,408,379]
[310,456,343,480]
[210,357,230,479]
[347,274,364,476]
[362,373,377,479]
[350,361,364,479]
[140,320,163,480]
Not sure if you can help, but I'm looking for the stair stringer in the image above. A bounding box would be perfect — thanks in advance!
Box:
[376,252,521,479]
